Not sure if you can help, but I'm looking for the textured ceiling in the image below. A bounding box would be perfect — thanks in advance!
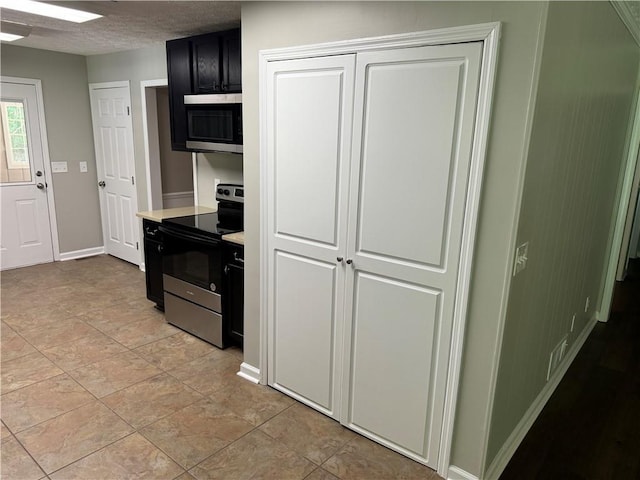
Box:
[0,1,241,56]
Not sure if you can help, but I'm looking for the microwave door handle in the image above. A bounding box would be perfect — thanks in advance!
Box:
[158,225,220,247]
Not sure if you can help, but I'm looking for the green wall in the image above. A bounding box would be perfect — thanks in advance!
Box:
[487,1,640,471]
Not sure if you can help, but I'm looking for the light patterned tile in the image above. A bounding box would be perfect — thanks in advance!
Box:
[190,430,315,480]
[322,435,440,480]
[305,468,340,480]
[140,398,253,469]
[135,331,215,372]
[49,433,184,480]
[101,316,179,349]
[17,401,133,474]
[259,403,356,464]
[68,350,162,398]
[103,373,203,429]
[1,420,12,442]
[0,374,94,433]
[1,322,38,362]
[17,318,99,350]
[42,329,128,371]
[207,379,295,427]
[0,435,46,480]
[168,352,243,396]
[1,351,64,393]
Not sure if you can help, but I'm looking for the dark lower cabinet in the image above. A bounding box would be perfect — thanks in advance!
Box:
[223,241,244,347]
[143,219,164,309]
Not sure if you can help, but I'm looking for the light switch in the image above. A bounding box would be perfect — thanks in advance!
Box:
[513,241,529,276]
[51,161,68,173]
[79,162,88,173]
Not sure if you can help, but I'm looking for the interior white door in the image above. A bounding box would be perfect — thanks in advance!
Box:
[266,55,356,419]
[90,84,139,265]
[342,42,483,467]
[0,80,54,270]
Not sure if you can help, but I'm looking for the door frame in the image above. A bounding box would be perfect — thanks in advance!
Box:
[1,75,60,262]
[258,23,501,477]
[88,80,140,265]
[140,78,167,212]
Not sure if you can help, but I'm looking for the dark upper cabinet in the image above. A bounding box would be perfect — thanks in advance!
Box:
[166,28,241,151]
[221,29,242,93]
[191,33,222,93]
[166,37,191,151]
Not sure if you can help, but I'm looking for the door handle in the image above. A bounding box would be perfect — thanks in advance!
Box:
[36,183,45,190]
[98,181,106,188]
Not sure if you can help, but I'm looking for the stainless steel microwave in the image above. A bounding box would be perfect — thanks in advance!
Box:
[184,93,243,154]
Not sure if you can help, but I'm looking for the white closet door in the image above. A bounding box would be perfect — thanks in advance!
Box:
[342,42,483,467]
[266,55,355,419]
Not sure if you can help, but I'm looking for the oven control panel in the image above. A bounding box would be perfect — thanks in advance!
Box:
[216,184,244,204]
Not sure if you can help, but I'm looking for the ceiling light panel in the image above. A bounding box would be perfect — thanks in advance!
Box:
[0,0,102,23]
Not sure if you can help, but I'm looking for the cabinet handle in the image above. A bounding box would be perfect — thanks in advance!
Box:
[346,259,353,266]
[157,244,163,253]
[233,251,244,264]
[337,257,344,263]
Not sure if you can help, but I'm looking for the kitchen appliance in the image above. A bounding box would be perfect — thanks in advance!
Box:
[184,93,242,153]
[159,184,243,347]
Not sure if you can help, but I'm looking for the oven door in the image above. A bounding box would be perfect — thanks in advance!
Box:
[159,225,222,296]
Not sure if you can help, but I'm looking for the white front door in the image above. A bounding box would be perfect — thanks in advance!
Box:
[89,83,139,265]
[0,80,55,270]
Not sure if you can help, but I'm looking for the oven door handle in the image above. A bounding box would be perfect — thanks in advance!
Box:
[158,225,220,247]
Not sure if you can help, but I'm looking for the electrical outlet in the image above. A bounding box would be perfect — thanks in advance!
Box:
[51,161,68,173]
[513,242,529,276]
[547,335,568,381]
[584,297,590,313]
[79,162,88,173]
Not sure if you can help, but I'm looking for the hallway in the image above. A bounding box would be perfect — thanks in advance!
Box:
[501,259,640,479]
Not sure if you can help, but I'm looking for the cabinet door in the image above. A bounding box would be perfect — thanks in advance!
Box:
[266,55,356,419]
[226,262,244,345]
[166,38,191,151]
[222,29,242,92]
[342,43,483,467]
[191,33,221,93]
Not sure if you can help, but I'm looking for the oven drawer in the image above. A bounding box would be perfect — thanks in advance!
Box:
[164,292,224,348]
[163,274,221,312]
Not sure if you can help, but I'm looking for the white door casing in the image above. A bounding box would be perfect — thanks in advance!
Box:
[0,78,57,270]
[262,24,500,476]
[89,82,139,265]
[266,55,356,419]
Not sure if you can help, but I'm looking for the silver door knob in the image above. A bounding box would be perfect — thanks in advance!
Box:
[98,181,106,188]
[36,183,45,190]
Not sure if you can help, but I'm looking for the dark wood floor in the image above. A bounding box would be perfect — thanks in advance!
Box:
[501,259,640,480]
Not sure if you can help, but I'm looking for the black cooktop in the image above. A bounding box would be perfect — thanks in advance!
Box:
[162,213,240,239]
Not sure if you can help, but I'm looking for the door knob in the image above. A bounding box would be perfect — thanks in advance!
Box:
[36,183,45,190]
[98,181,106,188]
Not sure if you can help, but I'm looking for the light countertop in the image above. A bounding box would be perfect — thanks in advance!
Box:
[136,205,216,223]
[222,231,244,246]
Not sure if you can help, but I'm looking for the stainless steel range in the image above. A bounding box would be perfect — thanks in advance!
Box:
[159,184,243,348]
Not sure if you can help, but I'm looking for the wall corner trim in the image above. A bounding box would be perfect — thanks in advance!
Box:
[59,246,105,262]
[448,465,479,480]
[483,315,598,480]
[237,362,261,384]
[611,1,640,46]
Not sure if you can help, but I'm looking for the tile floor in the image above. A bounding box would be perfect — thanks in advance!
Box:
[0,255,440,480]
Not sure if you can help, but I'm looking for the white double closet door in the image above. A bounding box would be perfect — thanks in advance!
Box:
[266,42,482,468]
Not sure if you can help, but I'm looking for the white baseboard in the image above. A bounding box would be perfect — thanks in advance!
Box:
[237,362,260,384]
[59,246,105,261]
[484,314,598,480]
[163,191,195,209]
[139,262,146,273]
[448,465,479,480]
